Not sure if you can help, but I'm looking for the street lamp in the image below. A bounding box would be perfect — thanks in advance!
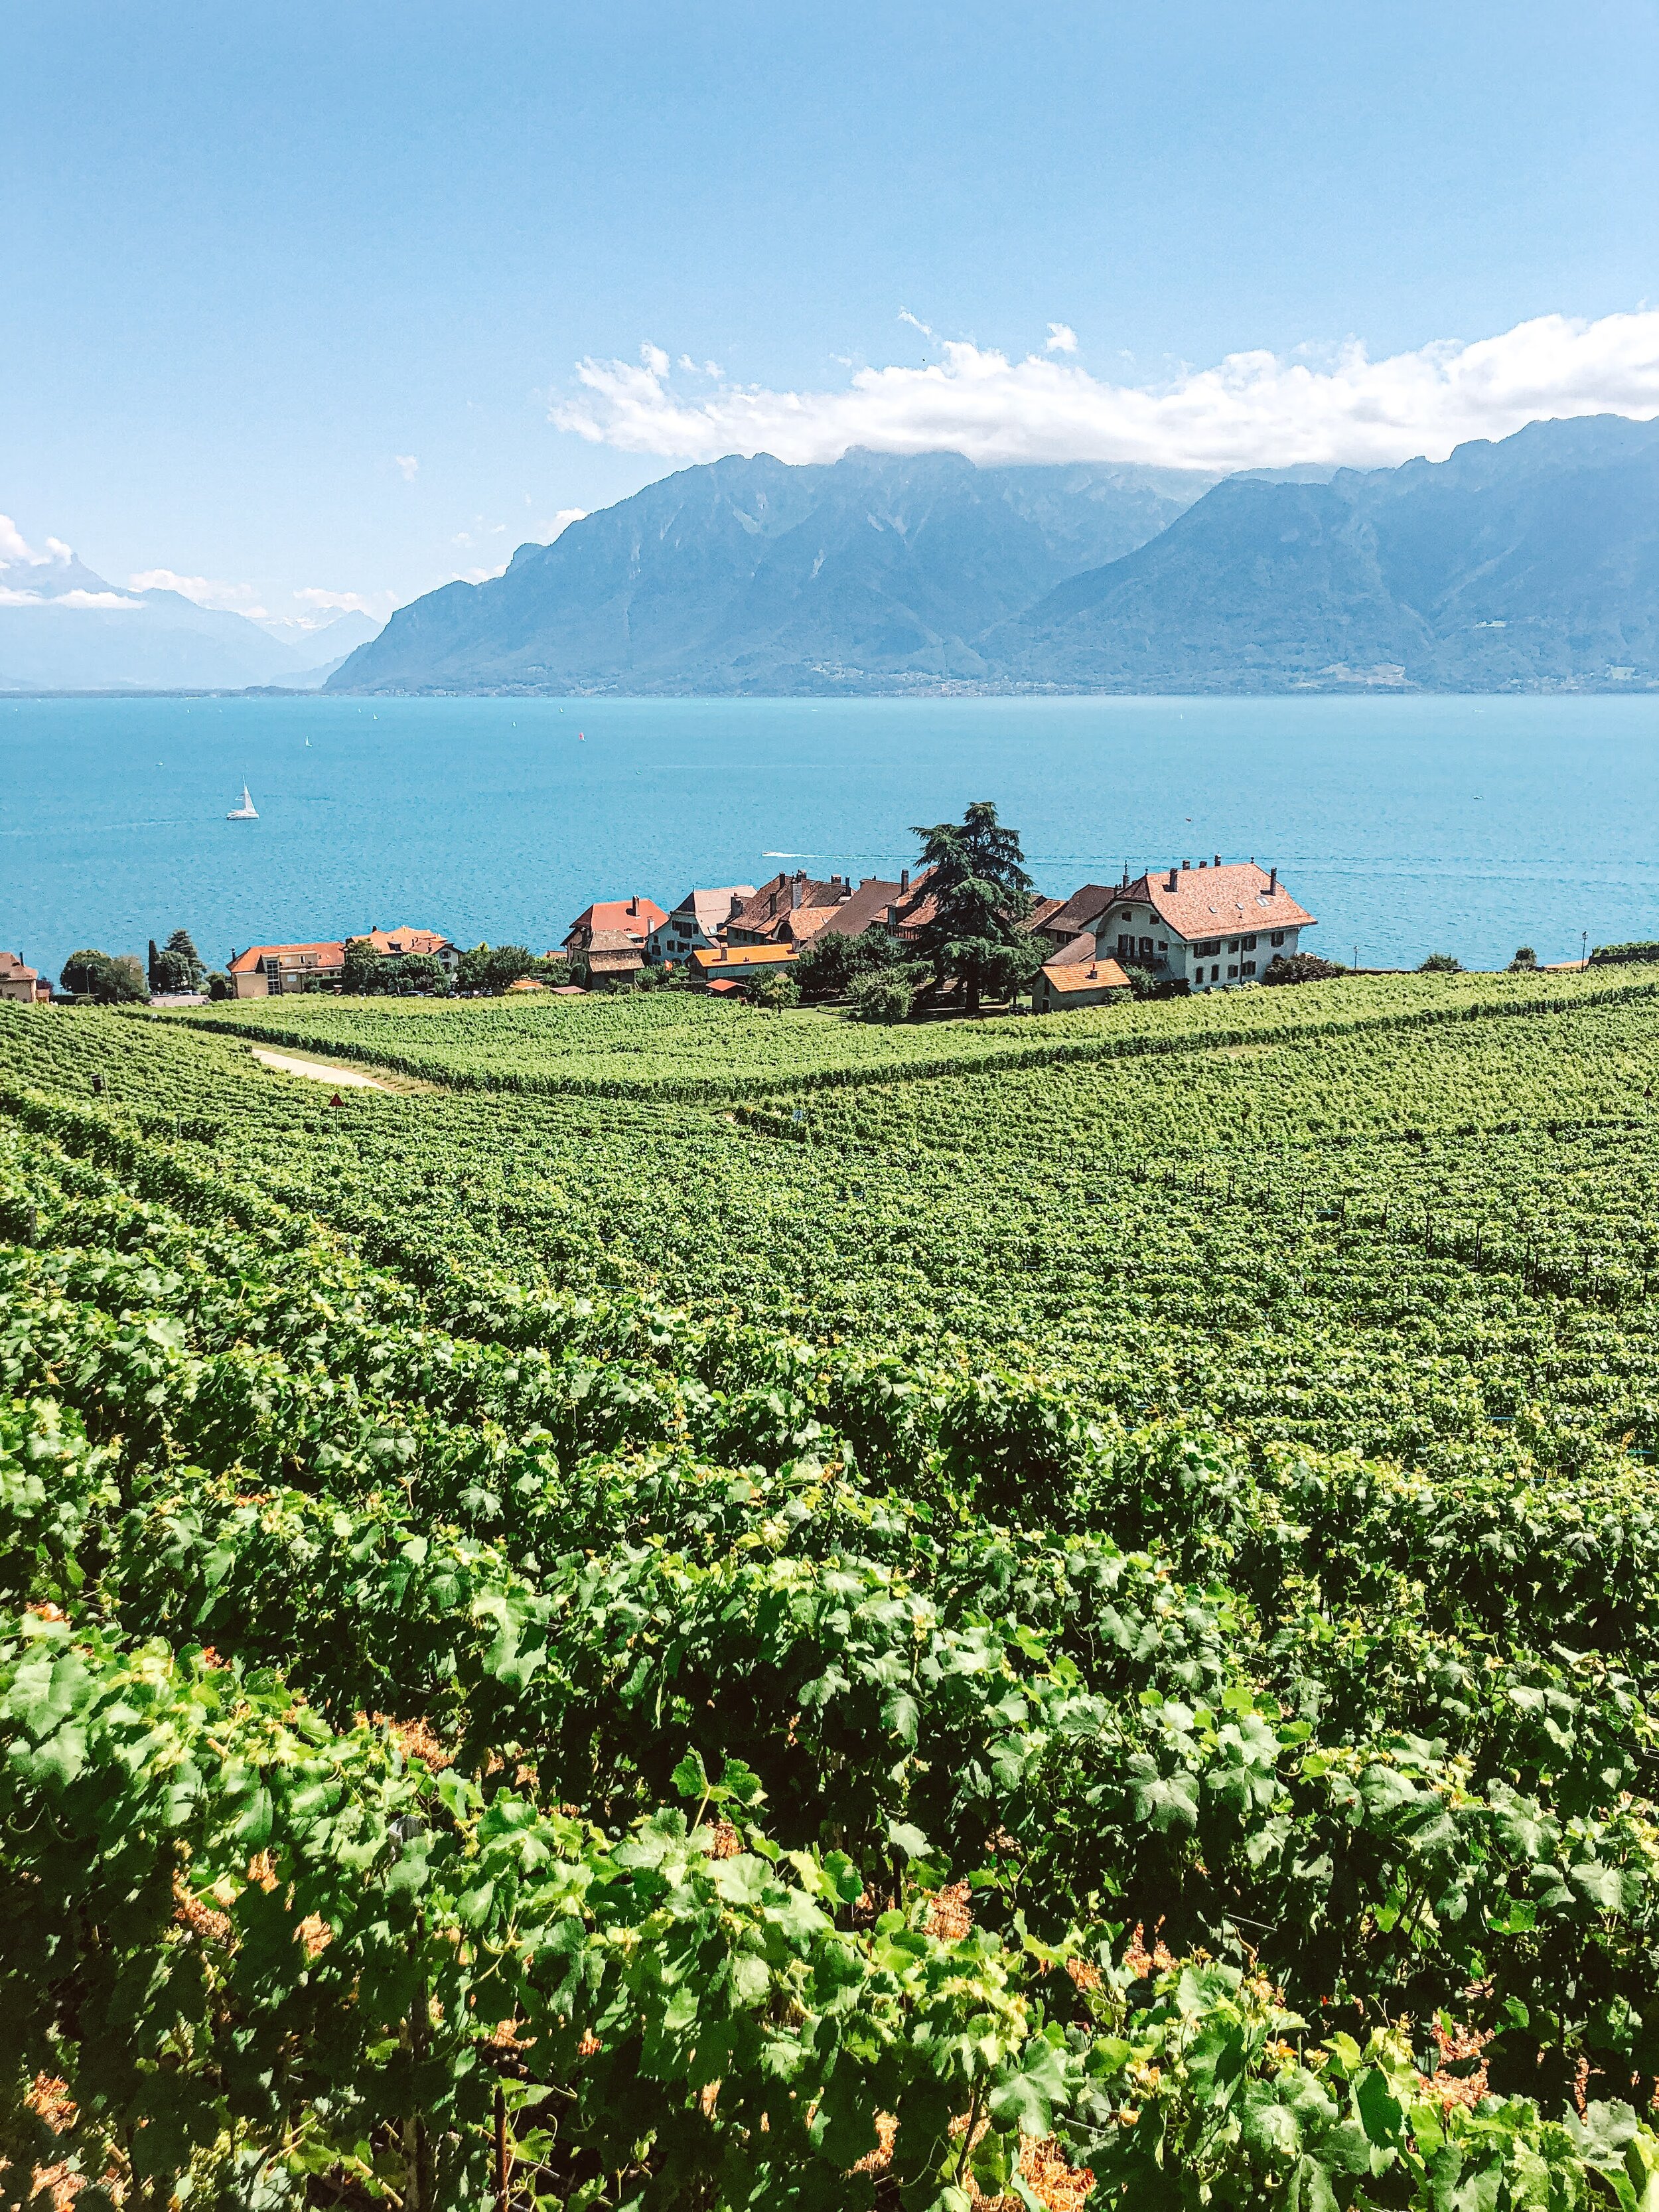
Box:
[1582,930,1589,970]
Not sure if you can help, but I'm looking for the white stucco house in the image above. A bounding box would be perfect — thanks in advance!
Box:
[645,886,758,966]
[1091,860,1317,990]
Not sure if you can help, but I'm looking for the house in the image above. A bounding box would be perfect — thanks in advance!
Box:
[645,886,757,966]
[563,895,667,990]
[230,940,347,997]
[727,867,946,952]
[1091,859,1316,990]
[229,924,461,997]
[0,951,50,1003]
[1033,944,1131,1013]
[687,944,799,989]
[358,925,461,978]
[726,871,854,947]
[1027,884,1118,954]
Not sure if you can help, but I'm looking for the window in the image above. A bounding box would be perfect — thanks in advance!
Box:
[1117,933,1132,958]
[1242,934,1257,951]
[1270,930,1285,947]
[1227,964,1238,980]
[1210,964,1220,982]
[1242,960,1257,977]
[1197,938,1220,958]
[1226,938,1239,953]
[1157,940,1167,951]
[1139,936,1153,958]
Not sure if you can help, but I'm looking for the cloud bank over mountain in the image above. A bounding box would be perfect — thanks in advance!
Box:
[553,308,1659,472]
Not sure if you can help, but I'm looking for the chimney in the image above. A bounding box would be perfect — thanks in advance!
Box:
[1182,858,1190,870]
[887,903,899,928]
[1166,866,1179,891]
[1214,854,1222,868]
[628,897,637,917]
[1088,963,1098,978]
[1198,859,1206,869]
[901,868,910,892]
[790,877,802,910]
[1268,865,1277,893]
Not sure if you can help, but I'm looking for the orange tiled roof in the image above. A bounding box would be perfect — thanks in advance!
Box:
[1038,954,1131,994]
[361,925,453,958]
[228,940,346,976]
[0,951,42,984]
[691,944,798,970]
[564,897,666,948]
[1108,862,1315,940]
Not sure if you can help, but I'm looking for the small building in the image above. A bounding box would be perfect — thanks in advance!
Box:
[563,896,667,990]
[0,951,51,1003]
[726,871,855,948]
[1092,860,1316,991]
[687,944,799,989]
[358,925,461,978]
[646,885,757,966]
[230,940,347,997]
[1033,942,1131,1013]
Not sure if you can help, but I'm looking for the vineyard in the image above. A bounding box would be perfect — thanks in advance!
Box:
[168,964,1659,1101]
[6,981,1659,2209]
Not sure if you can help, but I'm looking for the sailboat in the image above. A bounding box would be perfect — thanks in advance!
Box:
[227,783,258,820]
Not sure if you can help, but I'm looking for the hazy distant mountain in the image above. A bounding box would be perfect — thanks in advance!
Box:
[0,545,312,691]
[329,449,1216,694]
[997,414,1659,690]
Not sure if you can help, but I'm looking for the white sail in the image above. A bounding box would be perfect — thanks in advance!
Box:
[227,783,259,820]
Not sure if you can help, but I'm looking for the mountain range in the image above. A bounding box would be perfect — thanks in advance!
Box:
[332,415,1659,696]
[0,546,380,692]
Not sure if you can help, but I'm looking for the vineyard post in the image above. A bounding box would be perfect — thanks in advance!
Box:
[495,2084,509,2212]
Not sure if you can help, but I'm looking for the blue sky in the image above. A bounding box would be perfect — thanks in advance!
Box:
[3,0,1658,627]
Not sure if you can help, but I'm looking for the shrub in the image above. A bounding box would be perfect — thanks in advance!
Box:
[1590,940,1659,967]
[1419,952,1463,974]
[847,970,916,1024]
[745,968,800,1011]
[1262,953,1346,988]
[1508,946,1539,972]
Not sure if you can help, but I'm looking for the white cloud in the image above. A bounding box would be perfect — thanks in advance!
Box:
[0,585,143,609]
[129,567,269,617]
[897,309,936,340]
[1045,323,1078,354]
[394,454,419,480]
[295,587,375,615]
[551,308,1659,471]
[538,508,587,541]
[0,516,72,567]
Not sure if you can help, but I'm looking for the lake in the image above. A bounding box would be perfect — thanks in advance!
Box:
[3,692,1659,983]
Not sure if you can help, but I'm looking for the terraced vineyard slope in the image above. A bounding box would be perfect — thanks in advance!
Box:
[5,980,1659,2209]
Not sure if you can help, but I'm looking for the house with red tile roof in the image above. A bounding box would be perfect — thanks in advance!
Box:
[1093,860,1316,990]
[1033,946,1131,1012]
[561,895,668,991]
[0,951,50,1003]
[687,944,799,988]
[229,940,348,997]
[359,925,460,977]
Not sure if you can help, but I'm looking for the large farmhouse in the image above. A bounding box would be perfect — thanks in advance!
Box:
[1090,861,1316,990]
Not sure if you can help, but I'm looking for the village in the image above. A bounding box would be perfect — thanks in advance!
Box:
[0,852,1321,1014]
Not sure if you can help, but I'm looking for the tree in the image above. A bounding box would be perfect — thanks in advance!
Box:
[60,950,148,1003]
[1262,952,1346,987]
[908,800,1035,1016]
[1508,946,1539,972]
[378,953,451,997]
[148,928,206,995]
[745,967,800,1011]
[794,926,908,1003]
[1418,952,1463,974]
[340,938,383,995]
[457,942,536,995]
[204,972,232,1001]
[847,968,915,1023]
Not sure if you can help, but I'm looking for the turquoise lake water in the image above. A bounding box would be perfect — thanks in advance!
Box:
[4,692,1659,983]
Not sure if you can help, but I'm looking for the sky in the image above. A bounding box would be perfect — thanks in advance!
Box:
[3,0,1659,630]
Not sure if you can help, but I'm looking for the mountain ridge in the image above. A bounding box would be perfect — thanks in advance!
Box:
[330,417,1659,697]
